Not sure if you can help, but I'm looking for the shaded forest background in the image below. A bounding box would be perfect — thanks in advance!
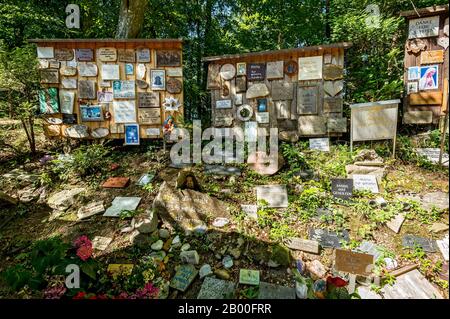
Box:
[0,0,447,124]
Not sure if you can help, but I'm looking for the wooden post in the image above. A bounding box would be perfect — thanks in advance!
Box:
[439,79,448,165]
[348,274,357,294]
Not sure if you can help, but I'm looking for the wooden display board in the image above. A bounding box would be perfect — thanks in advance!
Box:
[29,38,184,140]
[202,42,352,138]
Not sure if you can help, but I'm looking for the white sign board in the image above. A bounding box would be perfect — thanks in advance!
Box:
[309,138,330,152]
[351,100,399,142]
[113,101,137,123]
[37,47,54,59]
[408,16,439,39]
[256,112,269,124]
[216,100,232,109]
[416,148,449,167]
[353,174,379,193]
[146,128,161,136]
[101,64,120,80]
[298,56,323,81]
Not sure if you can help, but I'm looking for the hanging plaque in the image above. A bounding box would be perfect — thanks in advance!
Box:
[272,81,294,100]
[323,64,344,80]
[408,16,439,39]
[101,64,120,80]
[98,91,113,103]
[156,50,181,67]
[298,115,326,135]
[284,60,298,75]
[266,61,284,80]
[216,100,232,109]
[136,48,151,62]
[138,108,161,125]
[59,90,75,114]
[78,62,98,77]
[78,80,96,99]
[98,48,117,62]
[61,78,77,89]
[256,112,269,124]
[136,79,148,89]
[167,78,182,94]
[113,80,135,99]
[99,80,111,88]
[138,92,160,108]
[247,63,266,81]
[75,49,94,62]
[437,36,449,50]
[167,67,183,77]
[207,64,221,89]
[220,64,236,80]
[236,76,247,92]
[276,100,290,119]
[54,48,74,61]
[323,98,343,113]
[60,66,77,76]
[324,80,343,97]
[40,69,59,84]
[297,85,319,114]
[38,59,49,69]
[125,63,134,75]
[420,50,444,64]
[113,100,137,123]
[118,49,136,62]
[48,61,60,69]
[37,47,54,59]
[298,56,322,81]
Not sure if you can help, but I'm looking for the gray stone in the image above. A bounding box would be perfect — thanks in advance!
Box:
[18,186,43,203]
[357,241,383,261]
[199,264,213,279]
[246,83,269,99]
[151,240,164,251]
[222,255,234,268]
[171,235,181,248]
[307,260,327,280]
[130,230,154,248]
[77,201,105,220]
[402,234,436,252]
[148,250,166,262]
[309,228,350,248]
[159,228,170,239]
[170,264,198,292]
[135,211,158,234]
[197,277,235,299]
[422,192,449,211]
[47,188,85,211]
[258,282,296,299]
[180,250,200,264]
[181,243,191,251]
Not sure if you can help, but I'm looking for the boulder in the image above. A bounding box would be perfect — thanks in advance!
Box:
[47,188,85,211]
[152,182,230,232]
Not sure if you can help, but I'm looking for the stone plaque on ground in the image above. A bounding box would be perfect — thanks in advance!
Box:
[309,138,329,152]
[241,204,258,219]
[103,197,141,217]
[239,269,260,285]
[436,235,449,261]
[385,213,406,233]
[309,228,350,248]
[402,234,436,252]
[256,185,288,208]
[334,249,374,276]
[415,148,449,167]
[331,178,353,199]
[102,177,130,188]
[77,201,105,220]
[357,241,382,261]
[382,269,443,299]
[197,277,236,299]
[170,264,198,292]
[271,81,294,100]
[421,191,449,211]
[92,236,113,251]
[257,282,296,299]
[204,165,241,176]
[284,237,319,254]
[298,116,326,136]
[352,174,379,193]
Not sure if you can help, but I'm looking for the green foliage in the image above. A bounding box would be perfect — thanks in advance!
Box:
[280,142,308,173]
[51,143,111,180]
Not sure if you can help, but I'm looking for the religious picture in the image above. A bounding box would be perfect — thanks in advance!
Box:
[163,115,176,140]
[257,98,267,112]
[408,66,420,81]
[124,124,140,145]
[419,65,438,90]
[125,63,134,75]
[80,105,103,121]
[151,69,166,90]
[236,62,246,76]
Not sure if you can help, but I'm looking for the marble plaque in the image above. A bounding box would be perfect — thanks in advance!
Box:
[101,64,120,80]
[323,98,343,113]
[256,185,288,208]
[236,76,247,92]
[167,67,183,77]
[266,61,284,79]
[309,138,329,152]
[408,16,439,39]
[138,108,161,125]
[216,99,232,109]
[61,78,77,89]
[276,100,290,119]
[75,49,94,61]
[54,48,74,61]
[256,112,269,124]
[78,80,96,99]
[353,174,379,193]
[298,115,326,135]
[272,81,294,100]
[103,197,141,217]
[136,47,151,62]
[98,47,117,62]
[78,62,98,77]
[113,100,137,123]
[40,69,59,84]
[324,80,343,97]
[297,85,319,114]
[118,49,136,62]
[37,47,54,58]
[138,92,160,108]
[298,56,322,80]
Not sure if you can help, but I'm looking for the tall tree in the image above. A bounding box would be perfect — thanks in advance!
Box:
[116,0,148,38]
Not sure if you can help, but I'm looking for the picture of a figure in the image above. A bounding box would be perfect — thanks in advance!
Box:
[408,66,420,80]
[163,115,176,137]
[151,70,166,90]
[257,98,267,112]
[125,124,140,145]
[419,65,438,90]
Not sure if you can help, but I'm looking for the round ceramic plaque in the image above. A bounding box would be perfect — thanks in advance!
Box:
[65,125,89,139]
[166,78,182,94]
[220,64,236,80]
[91,127,110,139]
[284,60,298,75]
[236,104,253,121]
[136,79,149,89]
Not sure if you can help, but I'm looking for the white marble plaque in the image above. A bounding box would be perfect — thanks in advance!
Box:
[256,185,288,208]
[408,16,439,39]
[298,56,322,80]
[113,100,137,123]
[59,90,75,114]
[309,138,329,152]
[101,64,120,80]
[37,47,54,59]
[415,148,449,167]
[167,67,183,77]
[266,61,284,79]
[353,174,379,193]
[61,78,77,89]
[216,99,232,109]
[256,112,269,124]
[78,62,98,77]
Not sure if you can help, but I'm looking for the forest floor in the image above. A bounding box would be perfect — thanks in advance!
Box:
[0,120,448,299]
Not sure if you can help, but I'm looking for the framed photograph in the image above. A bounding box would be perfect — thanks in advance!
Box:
[98,91,113,103]
[407,82,418,94]
[419,65,438,90]
[257,98,268,112]
[236,62,246,76]
[124,124,140,145]
[125,63,134,75]
[408,66,420,81]
[80,105,103,122]
[151,69,166,90]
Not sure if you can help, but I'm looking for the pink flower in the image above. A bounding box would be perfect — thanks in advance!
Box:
[74,235,92,249]
[76,245,93,261]
[44,284,67,299]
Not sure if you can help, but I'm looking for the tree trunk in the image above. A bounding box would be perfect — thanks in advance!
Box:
[116,0,148,39]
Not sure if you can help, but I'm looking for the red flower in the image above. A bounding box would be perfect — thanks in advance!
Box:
[73,292,86,299]
[76,245,93,261]
[327,276,348,287]
[74,235,92,249]
[110,163,120,171]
